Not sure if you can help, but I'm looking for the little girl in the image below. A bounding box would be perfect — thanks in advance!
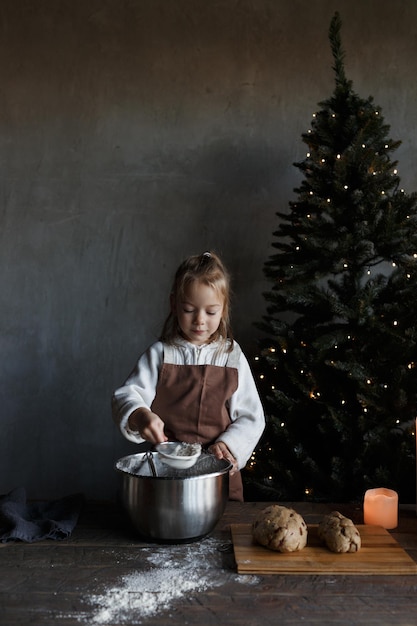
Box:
[112,251,265,501]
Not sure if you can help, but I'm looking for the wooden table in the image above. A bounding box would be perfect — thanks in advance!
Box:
[1,500,417,625]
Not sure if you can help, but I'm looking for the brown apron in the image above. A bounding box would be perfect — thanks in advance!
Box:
[151,343,244,501]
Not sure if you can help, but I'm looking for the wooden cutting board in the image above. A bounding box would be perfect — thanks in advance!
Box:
[231,524,417,575]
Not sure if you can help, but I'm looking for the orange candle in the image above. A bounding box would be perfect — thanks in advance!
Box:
[363,488,398,529]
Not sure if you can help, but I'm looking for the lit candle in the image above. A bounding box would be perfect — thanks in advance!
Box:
[363,488,398,529]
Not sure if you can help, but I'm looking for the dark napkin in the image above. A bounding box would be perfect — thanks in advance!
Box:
[0,487,84,543]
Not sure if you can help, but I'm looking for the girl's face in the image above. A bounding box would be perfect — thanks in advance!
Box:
[174,280,224,346]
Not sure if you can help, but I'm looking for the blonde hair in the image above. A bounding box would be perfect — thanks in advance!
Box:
[160,251,233,348]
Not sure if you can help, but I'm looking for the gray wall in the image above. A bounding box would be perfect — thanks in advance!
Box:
[2,0,417,500]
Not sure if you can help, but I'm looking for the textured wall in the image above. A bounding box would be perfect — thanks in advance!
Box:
[1,0,417,499]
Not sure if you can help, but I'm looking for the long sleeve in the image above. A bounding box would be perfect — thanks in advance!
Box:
[111,342,164,443]
[112,339,265,468]
[216,348,265,470]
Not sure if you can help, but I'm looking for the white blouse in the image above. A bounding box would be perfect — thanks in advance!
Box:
[112,338,265,470]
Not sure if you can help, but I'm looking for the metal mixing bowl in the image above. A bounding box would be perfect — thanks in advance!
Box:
[115,451,232,542]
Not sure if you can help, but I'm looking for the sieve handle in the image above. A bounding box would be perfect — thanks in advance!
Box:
[144,450,158,477]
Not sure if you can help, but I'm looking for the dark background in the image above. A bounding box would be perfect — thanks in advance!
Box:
[1,0,416,499]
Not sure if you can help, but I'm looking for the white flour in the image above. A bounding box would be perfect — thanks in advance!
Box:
[171,442,201,457]
[88,567,208,623]
[76,536,259,624]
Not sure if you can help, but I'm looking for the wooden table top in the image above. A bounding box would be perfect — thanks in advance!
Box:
[1,500,417,625]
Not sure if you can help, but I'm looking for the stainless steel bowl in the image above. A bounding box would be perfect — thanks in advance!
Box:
[115,451,232,542]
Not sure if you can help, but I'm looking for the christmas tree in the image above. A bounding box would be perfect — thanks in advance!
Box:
[245,13,417,503]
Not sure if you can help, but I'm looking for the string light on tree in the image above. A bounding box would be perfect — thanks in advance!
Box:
[247,12,417,504]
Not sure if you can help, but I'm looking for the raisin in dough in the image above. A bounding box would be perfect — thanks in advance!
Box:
[317,511,361,553]
[252,505,308,552]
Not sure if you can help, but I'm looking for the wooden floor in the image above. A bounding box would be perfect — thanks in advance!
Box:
[1,499,417,625]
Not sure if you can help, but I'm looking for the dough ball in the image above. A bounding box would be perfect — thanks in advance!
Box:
[317,511,361,553]
[252,505,308,552]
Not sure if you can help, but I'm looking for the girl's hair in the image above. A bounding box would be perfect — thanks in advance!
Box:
[160,251,233,348]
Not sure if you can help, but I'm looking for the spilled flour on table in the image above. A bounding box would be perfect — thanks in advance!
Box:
[88,567,208,623]
[75,536,259,624]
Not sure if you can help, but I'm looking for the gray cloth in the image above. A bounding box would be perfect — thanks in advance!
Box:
[0,487,84,542]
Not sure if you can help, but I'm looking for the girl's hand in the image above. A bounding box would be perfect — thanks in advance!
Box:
[208,441,238,475]
[128,408,168,445]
